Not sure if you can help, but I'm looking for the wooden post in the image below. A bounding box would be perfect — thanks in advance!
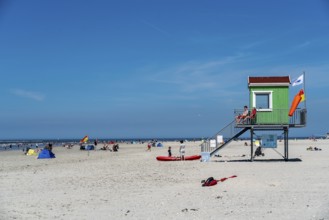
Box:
[250,127,254,162]
[284,127,289,161]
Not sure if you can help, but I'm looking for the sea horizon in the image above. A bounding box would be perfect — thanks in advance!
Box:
[1,135,326,152]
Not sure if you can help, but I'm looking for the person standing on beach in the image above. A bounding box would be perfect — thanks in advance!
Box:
[179,140,185,160]
[168,146,172,157]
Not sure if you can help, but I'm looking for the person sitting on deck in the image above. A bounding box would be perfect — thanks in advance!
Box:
[235,105,249,123]
[243,107,257,124]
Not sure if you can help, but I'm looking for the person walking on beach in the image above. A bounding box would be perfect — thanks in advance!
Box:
[179,140,185,160]
[146,143,151,151]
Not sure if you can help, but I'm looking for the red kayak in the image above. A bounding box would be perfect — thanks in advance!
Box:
[156,155,201,161]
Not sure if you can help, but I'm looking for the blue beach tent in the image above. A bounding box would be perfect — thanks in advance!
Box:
[157,143,163,147]
[37,149,55,159]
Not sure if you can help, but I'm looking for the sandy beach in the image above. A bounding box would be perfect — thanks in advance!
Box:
[0,139,328,220]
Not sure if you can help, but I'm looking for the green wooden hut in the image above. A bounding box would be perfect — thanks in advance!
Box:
[201,75,306,161]
[248,76,290,125]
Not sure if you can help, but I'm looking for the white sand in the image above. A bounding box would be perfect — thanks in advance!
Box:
[1,139,329,220]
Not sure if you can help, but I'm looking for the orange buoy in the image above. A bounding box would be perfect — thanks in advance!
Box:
[288,94,301,116]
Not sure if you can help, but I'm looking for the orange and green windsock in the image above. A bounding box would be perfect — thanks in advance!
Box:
[80,135,89,143]
[288,89,305,116]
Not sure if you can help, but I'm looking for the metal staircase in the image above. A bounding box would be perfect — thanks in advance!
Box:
[201,120,249,157]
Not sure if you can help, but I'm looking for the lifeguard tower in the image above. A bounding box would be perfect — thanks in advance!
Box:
[201,75,307,161]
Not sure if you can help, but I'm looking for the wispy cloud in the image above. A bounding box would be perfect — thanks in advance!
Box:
[11,89,45,101]
[140,19,171,37]
[241,39,270,50]
[148,53,248,95]
[295,41,311,49]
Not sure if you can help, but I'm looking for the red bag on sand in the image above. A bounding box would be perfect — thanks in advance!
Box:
[201,175,237,187]
[202,177,217,187]
[205,180,218,186]
[202,180,217,187]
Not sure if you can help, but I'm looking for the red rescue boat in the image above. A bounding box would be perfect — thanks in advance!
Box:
[156,155,201,161]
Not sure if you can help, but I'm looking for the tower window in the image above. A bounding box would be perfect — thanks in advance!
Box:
[252,91,272,111]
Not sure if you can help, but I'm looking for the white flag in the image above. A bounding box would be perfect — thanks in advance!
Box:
[292,74,304,86]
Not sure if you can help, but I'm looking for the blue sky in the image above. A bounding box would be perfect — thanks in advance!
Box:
[0,0,329,139]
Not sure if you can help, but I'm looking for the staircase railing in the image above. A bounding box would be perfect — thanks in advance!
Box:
[201,119,249,157]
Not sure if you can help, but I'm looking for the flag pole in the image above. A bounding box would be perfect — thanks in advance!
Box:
[303,71,306,109]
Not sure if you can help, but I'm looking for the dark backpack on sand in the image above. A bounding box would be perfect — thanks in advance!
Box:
[255,147,262,156]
